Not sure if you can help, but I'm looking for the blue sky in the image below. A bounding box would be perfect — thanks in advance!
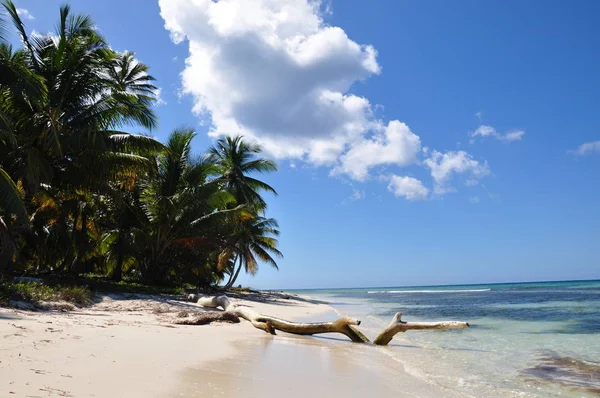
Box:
[9,0,599,288]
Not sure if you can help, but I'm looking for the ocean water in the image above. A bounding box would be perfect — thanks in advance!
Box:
[291,280,600,397]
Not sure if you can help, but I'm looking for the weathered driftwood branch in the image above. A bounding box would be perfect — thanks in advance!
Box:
[197,296,468,346]
[373,312,469,345]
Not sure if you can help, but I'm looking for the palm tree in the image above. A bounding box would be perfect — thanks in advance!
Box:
[220,215,282,289]
[0,168,28,277]
[1,1,160,194]
[0,3,283,286]
[0,1,163,276]
[208,136,277,211]
[0,6,35,276]
[136,128,239,284]
[100,189,145,281]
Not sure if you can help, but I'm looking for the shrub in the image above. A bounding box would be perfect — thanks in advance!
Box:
[0,282,94,307]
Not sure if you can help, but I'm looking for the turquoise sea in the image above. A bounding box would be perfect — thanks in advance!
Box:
[291,280,600,397]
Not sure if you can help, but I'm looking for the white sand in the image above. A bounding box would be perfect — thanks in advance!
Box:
[1,293,463,397]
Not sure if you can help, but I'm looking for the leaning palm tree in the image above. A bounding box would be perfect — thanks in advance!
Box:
[220,215,282,289]
[208,136,278,211]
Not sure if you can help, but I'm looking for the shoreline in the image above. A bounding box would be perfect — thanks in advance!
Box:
[300,287,600,398]
[0,290,462,397]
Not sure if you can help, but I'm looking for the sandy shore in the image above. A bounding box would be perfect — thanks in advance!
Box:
[1,292,463,397]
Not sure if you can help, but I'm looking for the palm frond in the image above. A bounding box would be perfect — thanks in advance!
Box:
[108,133,165,156]
[0,7,7,42]
[240,158,278,173]
[0,167,27,220]
[2,0,38,69]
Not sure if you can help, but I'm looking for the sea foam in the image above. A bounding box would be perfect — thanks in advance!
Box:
[366,288,491,294]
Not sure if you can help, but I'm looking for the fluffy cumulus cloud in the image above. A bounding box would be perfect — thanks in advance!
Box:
[332,121,421,181]
[424,150,490,194]
[387,175,429,201]
[159,0,381,164]
[159,0,488,199]
[471,125,525,143]
[16,8,35,20]
[570,140,600,156]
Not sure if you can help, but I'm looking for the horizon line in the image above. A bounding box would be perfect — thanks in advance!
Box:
[274,277,600,291]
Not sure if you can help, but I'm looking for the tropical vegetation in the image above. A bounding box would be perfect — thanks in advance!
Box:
[0,1,282,290]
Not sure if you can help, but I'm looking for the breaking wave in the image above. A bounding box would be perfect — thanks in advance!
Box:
[366,289,491,294]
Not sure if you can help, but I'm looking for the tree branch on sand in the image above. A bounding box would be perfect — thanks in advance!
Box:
[197,295,469,346]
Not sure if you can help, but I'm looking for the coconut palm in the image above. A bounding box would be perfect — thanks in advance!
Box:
[0,1,160,195]
[135,128,240,284]
[0,1,164,275]
[208,136,277,211]
[0,2,283,286]
[220,215,282,289]
[0,168,27,277]
[100,189,146,281]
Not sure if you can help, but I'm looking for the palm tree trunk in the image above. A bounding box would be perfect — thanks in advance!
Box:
[223,254,238,286]
[72,211,88,274]
[225,259,243,289]
[111,231,124,281]
[0,217,16,279]
[63,207,80,272]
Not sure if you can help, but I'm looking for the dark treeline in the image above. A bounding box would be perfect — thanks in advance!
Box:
[0,1,281,288]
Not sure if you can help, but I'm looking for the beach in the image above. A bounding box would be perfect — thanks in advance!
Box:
[1,292,461,398]
[3,282,598,397]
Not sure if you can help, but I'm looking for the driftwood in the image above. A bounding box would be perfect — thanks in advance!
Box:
[373,312,469,345]
[197,295,469,346]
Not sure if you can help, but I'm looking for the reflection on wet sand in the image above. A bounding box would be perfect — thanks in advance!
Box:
[171,332,464,398]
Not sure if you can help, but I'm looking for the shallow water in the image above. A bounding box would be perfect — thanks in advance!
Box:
[292,280,600,397]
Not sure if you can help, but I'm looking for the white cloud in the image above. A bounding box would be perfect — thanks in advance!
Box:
[468,196,480,203]
[350,190,364,201]
[17,8,35,20]
[503,130,525,142]
[154,87,167,106]
[424,150,490,195]
[570,140,600,156]
[159,0,379,156]
[387,175,429,201]
[158,0,392,173]
[472,125,496,138]
[159,0,491,199]
[475,111,483,121]
[332,120,421,181]
[471,125,525,143]
[339,187,365,206]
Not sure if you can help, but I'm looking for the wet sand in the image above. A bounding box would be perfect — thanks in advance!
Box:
[170,332,466,398]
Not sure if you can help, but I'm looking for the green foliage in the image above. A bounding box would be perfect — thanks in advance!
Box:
[66,274,187,295]
[0,2,281,290]
[0,281,94,306]
[208,135,278,211]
